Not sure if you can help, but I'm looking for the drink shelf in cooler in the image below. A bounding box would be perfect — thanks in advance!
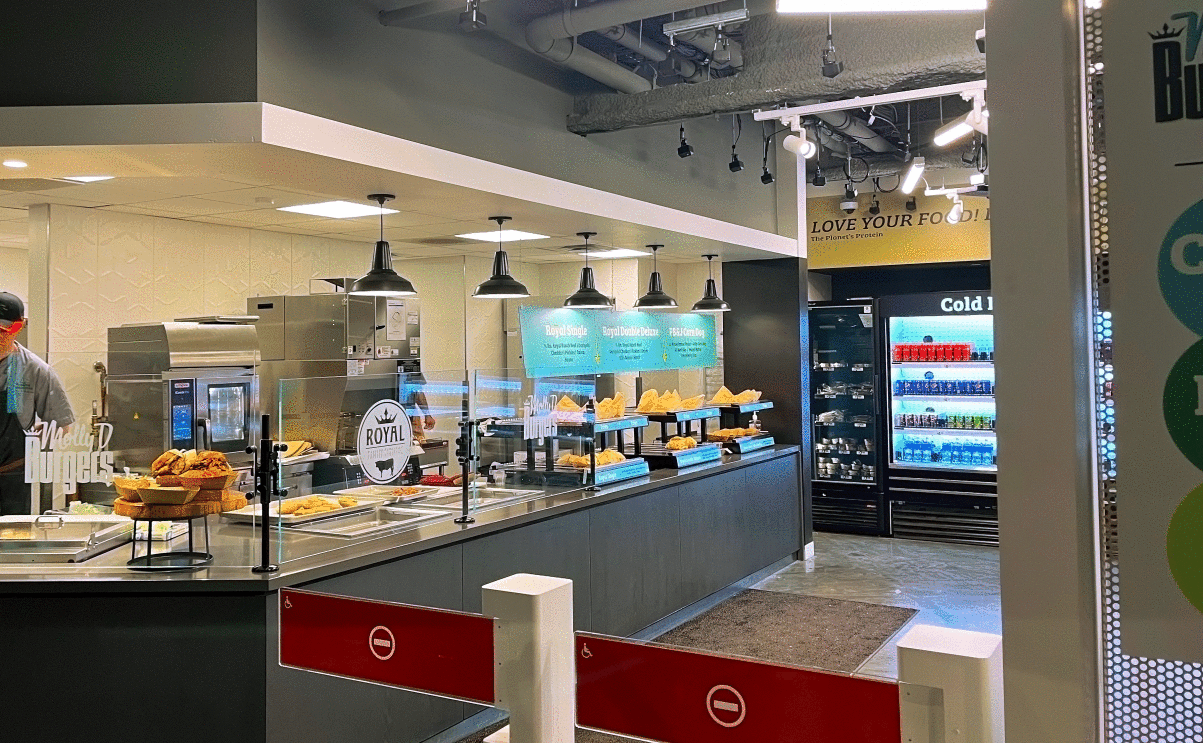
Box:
[891,394,996,402]
[890,462,997,473]
[814,477,878,485]
[895,427,995,436]
[891,361,994,369]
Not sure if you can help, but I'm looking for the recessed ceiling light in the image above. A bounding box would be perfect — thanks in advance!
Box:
[778,0,985,10]
[577,248,652,259]
[61,175,114,183]
[456,229,549,242]
[278,200,400,219]
[2,161,28,169]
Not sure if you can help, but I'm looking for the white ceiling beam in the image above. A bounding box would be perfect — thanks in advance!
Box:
[752,80,987,123]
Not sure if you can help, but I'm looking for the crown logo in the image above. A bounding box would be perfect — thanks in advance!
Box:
[1151,23,1185,40]
[375,411,397,425]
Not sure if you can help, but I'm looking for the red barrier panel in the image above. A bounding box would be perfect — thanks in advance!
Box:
[576,633,901,743]
[279,588,495,704]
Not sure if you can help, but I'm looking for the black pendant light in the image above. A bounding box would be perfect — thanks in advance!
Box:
[348,194,417,297]
[691,254,731,313]
[634,244,678,310]
[564,232,614,309]
[473,216,530,299]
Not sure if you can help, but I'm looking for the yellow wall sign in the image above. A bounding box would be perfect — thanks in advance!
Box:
[807,193,991,269]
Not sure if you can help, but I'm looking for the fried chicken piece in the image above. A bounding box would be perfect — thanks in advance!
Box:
[279,500,302,515]
[337,496,357,508]
[666,436,698,451]
[635,390,659,413]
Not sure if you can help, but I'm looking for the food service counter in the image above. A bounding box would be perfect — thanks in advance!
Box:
[0,446,802,743]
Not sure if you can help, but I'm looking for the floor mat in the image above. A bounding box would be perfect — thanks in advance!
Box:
[651,588,918,673]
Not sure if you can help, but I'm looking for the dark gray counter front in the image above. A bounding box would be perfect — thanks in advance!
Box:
[2,447,803,743]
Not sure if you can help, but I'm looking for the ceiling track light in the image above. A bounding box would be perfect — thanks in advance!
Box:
[900,105,925,195]
[564,232,614,309]
[812,168,826,187]
[349,194,418,297]
[840,182,858,214]
[678,124,694,158]
[691,254,731,314]
[634,244,678,311]
[473,216,531,299]
[934,92,989,148]
[820,15,844,78]
[868,195,880,216]
[905,196,918,212]
[761,167,775,185]
[729,114,744,172]
[760,122,775,184]
[947,194,965,224]
[782,131,818,159]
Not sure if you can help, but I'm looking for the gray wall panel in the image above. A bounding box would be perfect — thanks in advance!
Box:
[462,511,592,631]
[744,454,803,568]
[589,486,684,636]
[266,546,467,743]
[0,593,267,743]
[678,469,753,601]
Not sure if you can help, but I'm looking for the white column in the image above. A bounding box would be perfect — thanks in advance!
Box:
[990,0,1102,738]
[481,573,575,743]
[897,624,1005,743]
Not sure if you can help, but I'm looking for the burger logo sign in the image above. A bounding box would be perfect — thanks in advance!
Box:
[356,400,413,484]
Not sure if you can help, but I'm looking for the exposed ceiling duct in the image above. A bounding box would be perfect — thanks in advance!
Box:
[566,12,986,134]
[814,150,973,183]
[600,25,708,83]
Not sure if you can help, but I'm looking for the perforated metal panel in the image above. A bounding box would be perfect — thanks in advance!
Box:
[1086,3,1203,739]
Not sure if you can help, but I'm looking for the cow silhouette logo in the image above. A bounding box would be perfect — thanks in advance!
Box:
[356,399,413,484]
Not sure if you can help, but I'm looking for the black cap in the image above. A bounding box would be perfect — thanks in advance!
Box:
[0,293,24,322]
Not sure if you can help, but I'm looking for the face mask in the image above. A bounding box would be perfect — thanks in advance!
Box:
[0,320,23,337]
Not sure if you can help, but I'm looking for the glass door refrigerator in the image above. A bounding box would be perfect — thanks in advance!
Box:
[808,302,887,535]
[880,292,998,545]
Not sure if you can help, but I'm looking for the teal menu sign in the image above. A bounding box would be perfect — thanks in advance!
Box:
[519,307,717,377]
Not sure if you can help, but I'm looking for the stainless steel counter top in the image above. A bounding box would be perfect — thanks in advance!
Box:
[0,446,800,594]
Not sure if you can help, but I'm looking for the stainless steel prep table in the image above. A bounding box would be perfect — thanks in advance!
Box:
[0,446,803,743]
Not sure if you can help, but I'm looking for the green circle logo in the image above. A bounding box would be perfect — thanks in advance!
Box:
[1159,198,1203,335]
[1168,483,1203,614]
[1163,339,1203,471]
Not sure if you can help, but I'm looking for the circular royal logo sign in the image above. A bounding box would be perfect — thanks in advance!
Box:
[356,399,413,484]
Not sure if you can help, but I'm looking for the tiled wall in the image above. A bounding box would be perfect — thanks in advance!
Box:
[37,205,502,428]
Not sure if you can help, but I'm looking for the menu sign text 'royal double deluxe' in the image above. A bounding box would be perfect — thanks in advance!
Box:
[519,307,717,378]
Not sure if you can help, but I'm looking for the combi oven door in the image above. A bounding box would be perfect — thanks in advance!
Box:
[163,371,258,457]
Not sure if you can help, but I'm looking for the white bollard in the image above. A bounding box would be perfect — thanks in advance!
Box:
[897,624,1005,743]
[481,574,575,743]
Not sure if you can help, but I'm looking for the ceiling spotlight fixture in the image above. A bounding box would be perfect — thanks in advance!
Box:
[473,216,531,299]
[348,194,417,297]
[812,168,826,187]
[821,16,844,78]
[459,0,487,31]
[900,104,925,195]
[2,160,27,169]
[840,182,858,214]
[678,125,694,158]
[779,0,986,11]
[947,195,965,224]
[760,123,775,184]
[62,175,114,183]
[691,254,731,313]
[868,195,881,216]
[905,196,918,212]
[634,245,678,311]
[564,232,614,309]
[729,114,745,172]
[782,130,818,159]
[901,156,926,195]
[934,92,989,147]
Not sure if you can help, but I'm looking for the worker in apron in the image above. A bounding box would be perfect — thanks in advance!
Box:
[0,293,75,515]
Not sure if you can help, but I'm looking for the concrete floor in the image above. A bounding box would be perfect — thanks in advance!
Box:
[752,531,1002,680]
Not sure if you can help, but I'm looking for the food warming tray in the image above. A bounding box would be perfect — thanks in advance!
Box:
[286,506,450,538]
[221,495,392,525]
[332,484,444,503]
[0,514,134,563]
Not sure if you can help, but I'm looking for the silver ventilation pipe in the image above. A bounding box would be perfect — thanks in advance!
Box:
[526,0,713,57]
[814,111,896,154]
[600,26,708,83]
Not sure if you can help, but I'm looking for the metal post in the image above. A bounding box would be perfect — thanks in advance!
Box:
[252,413,280,574]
